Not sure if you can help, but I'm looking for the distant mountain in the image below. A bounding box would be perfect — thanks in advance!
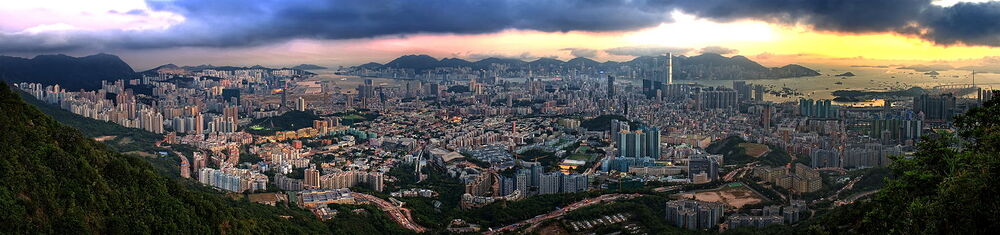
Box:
[291,64,328,70]
[141,64,315,76]
[566,57,600,68]
[836,72,856,77]
[472,57,527,69]
[659,53,820,80]
[528,57,565,68]
[438,58,473,68]
[0,83,329,233]
[0,53,136,90]
[357,62,384,69]
[350,53,819,80]
[384,54,441,71]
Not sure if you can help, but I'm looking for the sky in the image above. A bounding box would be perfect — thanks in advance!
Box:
[1,0,1000,70]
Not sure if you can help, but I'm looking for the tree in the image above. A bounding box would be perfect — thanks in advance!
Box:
[857,95,1000,233]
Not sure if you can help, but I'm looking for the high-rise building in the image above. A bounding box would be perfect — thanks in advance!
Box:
[868,113,922,144]
[194,113,204,135]
[733,81,751,102]
[515,169,529,194]
[538,173,561,195]
[615,126,661,159]
[665,200,725,230]
[667,53,673,85]
[799,99,837,118]
[913,93,957,122]
[607,75,615,98]
[296,97,307,111]
[304,165,321,189]
[810,148,840,168]
[761,104,773,128]
[696,88,738,110]
[530,164,543,189]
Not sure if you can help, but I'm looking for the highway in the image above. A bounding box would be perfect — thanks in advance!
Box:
[485,193,640,234]
[351,192,428,233]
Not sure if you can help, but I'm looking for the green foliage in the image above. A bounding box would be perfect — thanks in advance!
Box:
[330,111,379,126]
[0,84,330,234]
[581,114,631,131]
[838,167,890,197]
[802,95,1000,234]
[707,136,753,164]
[462,191,603,227]
[707,136,790,167]
[245,110,320,135]
[324,204,414,235]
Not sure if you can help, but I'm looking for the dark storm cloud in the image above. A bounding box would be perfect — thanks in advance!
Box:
[919,2,1000,46]
[670,0,1000,46]
[671,0,933,33]
[3,0,1000,53]
[124,0,676,49]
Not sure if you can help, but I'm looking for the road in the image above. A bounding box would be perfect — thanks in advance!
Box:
[351,192,428,233]
[485,193,641,234]
[723,162,757,182]
[836,190,879,205]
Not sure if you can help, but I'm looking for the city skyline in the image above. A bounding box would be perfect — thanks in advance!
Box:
[3,0,1000,234]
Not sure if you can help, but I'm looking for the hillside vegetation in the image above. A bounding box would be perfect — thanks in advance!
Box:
[0,83,329,234]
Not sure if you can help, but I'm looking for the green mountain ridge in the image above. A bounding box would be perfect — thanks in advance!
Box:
[0,83,330,234]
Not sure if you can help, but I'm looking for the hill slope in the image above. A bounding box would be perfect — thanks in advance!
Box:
[0,53,136,90]
[0,83,328,234]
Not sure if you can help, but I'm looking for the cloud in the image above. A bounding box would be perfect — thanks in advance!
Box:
[755,52,775,60]
[4,0,1000,52]
[604,46,692,57]
[561,48,598,58]
[979,56,1000,64]
[670,0,1000,47]
[0,0,676,52]
[699,46,739,55]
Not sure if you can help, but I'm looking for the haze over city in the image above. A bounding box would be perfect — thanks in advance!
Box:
[2,0,1000,234]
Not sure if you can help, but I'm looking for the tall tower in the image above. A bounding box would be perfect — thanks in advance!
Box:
[607,75,615,98]
[667,53,673,85]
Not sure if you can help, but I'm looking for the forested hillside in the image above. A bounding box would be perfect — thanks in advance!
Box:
[0,83,329,234]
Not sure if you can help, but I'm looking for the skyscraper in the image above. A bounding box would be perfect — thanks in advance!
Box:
[296,96,307,111]
[667,52,673,85]
[615,126,661,159]
[913,93,957,122]
[607,75,615,98]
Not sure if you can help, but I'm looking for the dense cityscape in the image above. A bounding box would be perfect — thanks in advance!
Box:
[8,51,997,233]
[3,0,1000,234]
